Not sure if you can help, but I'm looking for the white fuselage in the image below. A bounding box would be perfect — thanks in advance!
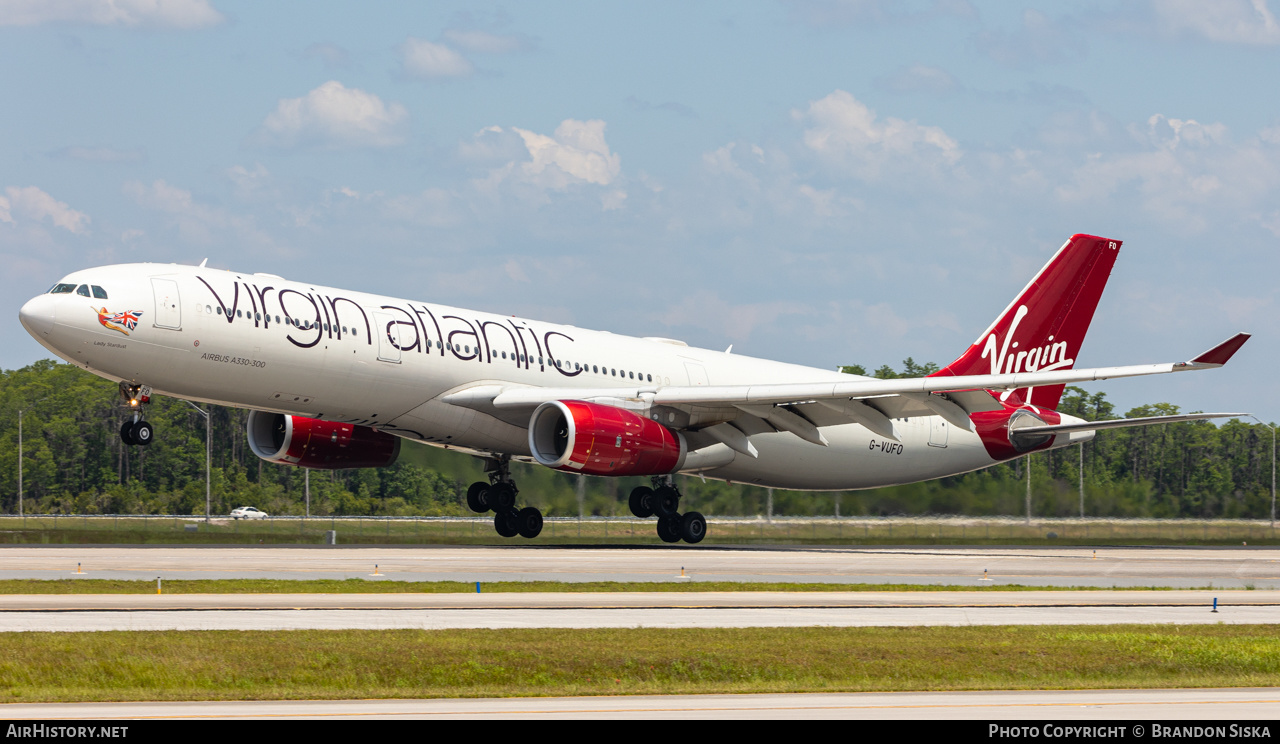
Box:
[20,263,1081,490]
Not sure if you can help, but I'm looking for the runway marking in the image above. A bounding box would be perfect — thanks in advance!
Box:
[8,695,1280,719]
[4,602,1280,613]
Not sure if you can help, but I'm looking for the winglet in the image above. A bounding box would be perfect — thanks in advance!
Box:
[1190,333,1251,366]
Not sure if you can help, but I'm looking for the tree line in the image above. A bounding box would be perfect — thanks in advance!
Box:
[0,359,1272,519]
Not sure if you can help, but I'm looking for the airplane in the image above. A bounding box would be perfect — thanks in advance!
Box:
[18,234,1249,543]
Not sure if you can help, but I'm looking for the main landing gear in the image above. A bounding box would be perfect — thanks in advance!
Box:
[629,477,706,544]
[118,383,155,447]
[466,454,543,539]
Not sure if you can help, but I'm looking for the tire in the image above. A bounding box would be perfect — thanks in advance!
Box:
[131,420,154,446]
[653,486,680,517]
[494,507,520,538]
[119,420,136,446]
[628,486,654,518]
[489,482,516,510]
[466,482,491,513]
[516,507,543,539]
[656,514,682,543]
[680,511,707,544]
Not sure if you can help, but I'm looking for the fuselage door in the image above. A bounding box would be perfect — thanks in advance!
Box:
[684,362,709,386]
[150,278,181,330]
[373,311,402,363]
[928,417,949,448]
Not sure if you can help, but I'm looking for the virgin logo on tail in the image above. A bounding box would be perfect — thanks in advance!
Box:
[980,305,1074,376]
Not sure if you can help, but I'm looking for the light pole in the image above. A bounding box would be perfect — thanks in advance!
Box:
[182,400,211,523]
[1025,453,1032,524]
[17,395,51,517]
[1248,415,1275,528]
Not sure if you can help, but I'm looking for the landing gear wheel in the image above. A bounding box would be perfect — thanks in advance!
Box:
[629,486,654,518]
[488,482,516,510]
[119,421,136,446]
[516,507,543,539]
[653,486,680,517]
[680,511,707,544]
[466,482,491,513]
[131,420,154,446]
[656,514,682,543]
[494,507,519,538]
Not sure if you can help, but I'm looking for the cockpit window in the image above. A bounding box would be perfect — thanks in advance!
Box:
[49,283,76,294]
[91,285,108,299]
[75,285,91,297]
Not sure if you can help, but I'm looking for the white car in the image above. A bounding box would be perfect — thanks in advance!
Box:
[230,506,268,520]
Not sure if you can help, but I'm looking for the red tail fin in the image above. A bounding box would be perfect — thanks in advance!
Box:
[930,234,1121,409]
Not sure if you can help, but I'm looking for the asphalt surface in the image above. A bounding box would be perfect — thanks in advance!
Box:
[4,545,1279,588]
[1,590,1275,631]
[3,689,1277,719]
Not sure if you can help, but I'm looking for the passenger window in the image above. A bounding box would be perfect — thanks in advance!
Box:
[76,285,90,297]
[217,307,223,315]
[592,365,598,373]
[342,326,347,334]
[647,374,652,382]
[611,369,616,376]
[236,310,242,318]
[255,313,261,322]
[629,371,634,379]
[276,316,281,324]
[91,286,108,299]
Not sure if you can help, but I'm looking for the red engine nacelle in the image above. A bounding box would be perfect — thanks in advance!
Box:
[246,411,401,470]
[971,400,1063,461]
[528,400,684,476]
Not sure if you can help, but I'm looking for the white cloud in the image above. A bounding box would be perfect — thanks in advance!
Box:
[0,0,224,28]
[52,145,144,162]
[876,64,959,94]
[794,90,961,178]
[257,81,408,149]
[514,119,621,187]
[303,42,350,69]
[125,179,278,249]
[1144,114,1228,149]
[400,38,473,79]
[1,186,90,234]
[443,29,528,54]
[1153,0,1280,44]
[657,291,811,342]
[472,120,623,206]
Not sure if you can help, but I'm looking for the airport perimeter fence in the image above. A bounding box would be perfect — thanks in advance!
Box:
[0,513,1276,545]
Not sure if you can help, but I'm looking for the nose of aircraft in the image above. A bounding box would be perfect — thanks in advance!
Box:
[18,293,56,337]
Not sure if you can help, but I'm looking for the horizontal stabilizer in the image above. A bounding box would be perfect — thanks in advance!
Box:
[1011,412,1248,441]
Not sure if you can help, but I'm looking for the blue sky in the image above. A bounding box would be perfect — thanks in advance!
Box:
[2,0,1278,419]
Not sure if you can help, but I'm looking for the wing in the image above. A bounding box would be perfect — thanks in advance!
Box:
[443,333,1250,449]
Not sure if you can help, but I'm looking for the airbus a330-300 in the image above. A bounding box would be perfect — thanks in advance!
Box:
[18,234,1250,543]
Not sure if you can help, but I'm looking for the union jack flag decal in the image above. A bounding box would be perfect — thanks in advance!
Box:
[110,310,141,331]
[94,306,143,336]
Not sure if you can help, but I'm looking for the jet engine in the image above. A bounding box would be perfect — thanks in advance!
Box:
[246,411,401,470]
[528,400,685,476]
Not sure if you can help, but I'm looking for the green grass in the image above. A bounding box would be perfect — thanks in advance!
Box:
[0,579,1178,594]
[1,625,1277,702]
[1,516,1276,546]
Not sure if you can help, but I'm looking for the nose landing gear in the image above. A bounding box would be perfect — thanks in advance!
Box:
[467,454,544,539]
[631,478,707,544]
[118,383,155,447]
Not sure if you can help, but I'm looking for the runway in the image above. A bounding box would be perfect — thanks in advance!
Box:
[3,689,1277,719]
[1,591,1275,631]
[3,545,1279,588]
